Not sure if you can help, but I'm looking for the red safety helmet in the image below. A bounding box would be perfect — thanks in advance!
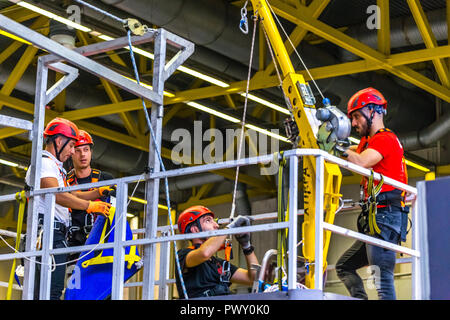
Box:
[44,117,79,141]
[347,87,387,119]
[76,130,94,147]
[177,205,215,234]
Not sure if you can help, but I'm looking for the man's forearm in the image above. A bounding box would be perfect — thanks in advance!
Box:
[244,251,258,282]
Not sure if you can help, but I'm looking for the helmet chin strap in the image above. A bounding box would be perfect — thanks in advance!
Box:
[53,136,71,162]
[359,104,383,137]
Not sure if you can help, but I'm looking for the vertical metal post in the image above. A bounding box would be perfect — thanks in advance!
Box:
[287,156,298,290]
[142,29,167,300]
[158,231,170,300]
[23,58,48,300]
[413,183,428,300]
[111,182,128,300]
[314,156,325,291]
[39,193,55,300]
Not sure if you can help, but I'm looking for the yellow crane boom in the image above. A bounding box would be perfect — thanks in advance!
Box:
[250,0,343,288]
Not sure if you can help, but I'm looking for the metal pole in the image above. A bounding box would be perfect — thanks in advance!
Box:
[158,231,170,300]
[414,183,429,300]
[111,183,128,300]
[314,155,324,291]
[22,57,48,300]
[142,29,167,300]
[411,197,421,300]
[39,193,55,300]
[287,156,298,290]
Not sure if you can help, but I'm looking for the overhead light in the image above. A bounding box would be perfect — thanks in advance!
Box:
[242,93,290,115]
[10,1,290,143]
[177,66,229,88]
[244,124,290,142]
[0,159,19,168]
[0,153,29,170]
[186,101,240,124]
[14,1,92,33]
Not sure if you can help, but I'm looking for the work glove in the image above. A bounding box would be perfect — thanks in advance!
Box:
[86,200,111,217]
[333,139,350,158]
[98,185,116,197]
[227,215,252,249]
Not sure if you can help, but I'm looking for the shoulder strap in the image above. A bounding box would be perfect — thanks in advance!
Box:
[91,169,101,183]
[66,169,76,186]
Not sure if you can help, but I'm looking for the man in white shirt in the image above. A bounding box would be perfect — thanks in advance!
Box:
[25,117,113,300]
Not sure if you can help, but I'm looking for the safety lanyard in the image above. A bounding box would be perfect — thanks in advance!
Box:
[220,239,233,283]
[366,170,384,236]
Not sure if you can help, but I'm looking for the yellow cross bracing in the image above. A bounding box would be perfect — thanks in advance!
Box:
[0,3,448,209]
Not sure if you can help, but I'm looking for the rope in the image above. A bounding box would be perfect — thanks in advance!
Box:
[261,24,294,115]
[0,175,145,269]
[73,0,127,24]
[229,15,258,221]
[266,0,325,101]
[276,152,287,291]
[6,191,26,299]
[126,30,189,300]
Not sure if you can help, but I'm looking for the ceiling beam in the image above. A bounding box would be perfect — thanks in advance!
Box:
[269,0,450,102]
[407,0,450,87]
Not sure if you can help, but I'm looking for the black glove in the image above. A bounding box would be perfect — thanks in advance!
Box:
[284,117,299,144]
[227,215,252,249]
[99,185,116,197]
[333,139,350,158]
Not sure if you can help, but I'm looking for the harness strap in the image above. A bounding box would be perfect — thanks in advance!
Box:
[366,170,384,236]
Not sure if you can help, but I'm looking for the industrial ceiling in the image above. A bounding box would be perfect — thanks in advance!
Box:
[0,0,450,218]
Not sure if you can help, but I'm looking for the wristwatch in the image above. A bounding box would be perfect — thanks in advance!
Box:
[242,245,254,256]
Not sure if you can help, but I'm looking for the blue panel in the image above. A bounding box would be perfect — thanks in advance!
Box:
[425,176,450,300]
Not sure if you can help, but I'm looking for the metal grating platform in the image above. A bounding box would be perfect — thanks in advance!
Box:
[193,289,358,300]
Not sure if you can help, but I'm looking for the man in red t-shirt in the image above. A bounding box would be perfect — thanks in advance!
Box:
[335,88,409,300]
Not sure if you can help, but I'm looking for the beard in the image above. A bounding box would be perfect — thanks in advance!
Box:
[354,121,370,137]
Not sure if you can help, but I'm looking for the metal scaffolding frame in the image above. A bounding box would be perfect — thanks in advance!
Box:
[0,13,194,300]
[0,13,423,300]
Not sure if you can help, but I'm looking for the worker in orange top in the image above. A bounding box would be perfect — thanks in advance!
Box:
[25,118,113,300]
[336,88,409,300]
[66,130,115,260]
[175,206,258,298]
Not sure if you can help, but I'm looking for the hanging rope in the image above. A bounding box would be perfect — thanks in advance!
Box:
[265,0,325,101]
[229,14,259,221]
[0,177,144,271]
[276,152,287,291]
[73,0,127,24]
[126,29,189,299]
[6,191,26,300]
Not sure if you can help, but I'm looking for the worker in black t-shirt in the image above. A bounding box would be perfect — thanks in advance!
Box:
[66,130,114,259]
[175,205,259,299]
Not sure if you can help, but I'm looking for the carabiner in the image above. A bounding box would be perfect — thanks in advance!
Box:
[239,2,249,34]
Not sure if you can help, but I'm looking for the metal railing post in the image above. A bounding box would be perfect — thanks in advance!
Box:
[287,156,298,290]
[314,155,325,291]
[111,182,128,300]
[39,193,55,300]
[142,29,167,300]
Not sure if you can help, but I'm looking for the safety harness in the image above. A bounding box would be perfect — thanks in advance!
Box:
[358,128,409,239]
[66,168,101,236]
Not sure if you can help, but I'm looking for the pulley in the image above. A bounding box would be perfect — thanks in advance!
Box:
[316,98,351,156]
[124,18,148,36]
